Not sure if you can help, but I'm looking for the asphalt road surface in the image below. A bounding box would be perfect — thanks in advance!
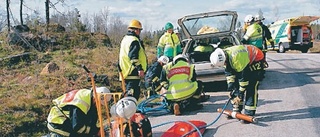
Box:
[148,52,320,137]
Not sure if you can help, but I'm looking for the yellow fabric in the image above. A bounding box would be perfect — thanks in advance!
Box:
[225,45,250,72]
[157,32,181,58]
[48,89,92,125]
[243,23,263,49]
[119,35,147,80]
[194,45,213,52]
[165,61,198,101]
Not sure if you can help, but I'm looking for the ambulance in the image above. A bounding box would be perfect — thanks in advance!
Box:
[268,16,319,53]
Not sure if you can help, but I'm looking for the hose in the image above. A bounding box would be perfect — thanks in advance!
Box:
[181,98,231,137]
[150,98,231,137]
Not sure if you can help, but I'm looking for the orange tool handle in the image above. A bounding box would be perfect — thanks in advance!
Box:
[217,108,257,123]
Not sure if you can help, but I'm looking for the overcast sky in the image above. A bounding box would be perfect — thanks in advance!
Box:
[6,0,320,31]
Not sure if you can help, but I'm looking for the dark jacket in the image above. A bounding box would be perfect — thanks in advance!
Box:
[258,23,273,49]
[144,61,163,89]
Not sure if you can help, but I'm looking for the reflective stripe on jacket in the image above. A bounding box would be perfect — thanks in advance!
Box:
[119,35,147,79]
[165,61,198,101]
[243,23,263,49]
[157,32,181,59]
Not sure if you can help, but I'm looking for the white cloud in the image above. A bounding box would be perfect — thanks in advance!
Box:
[7,0,320,30]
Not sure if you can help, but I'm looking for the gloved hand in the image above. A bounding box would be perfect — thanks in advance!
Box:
[270,41,275,49]
[229,90,243,105]
[227,82,235,91]
[138,70,145,78]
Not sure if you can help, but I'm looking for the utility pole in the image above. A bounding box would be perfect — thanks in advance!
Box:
[45,0,50,31]
[6,0,10,32]
[20,0,23,25]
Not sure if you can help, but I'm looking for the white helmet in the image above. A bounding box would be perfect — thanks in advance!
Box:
[115,96,137,119]
[254,14,265,21]
[244,14,254,23]
[173,54,188,64]
[210,48,226,67]
[96,87,111,103]
[158,56,169,64]
[110,104,118,118]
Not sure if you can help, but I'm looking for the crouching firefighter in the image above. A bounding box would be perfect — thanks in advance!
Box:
[144,56,169,98]
[46,87,110,137]
[159,54,208,116]
[210,45,265,124]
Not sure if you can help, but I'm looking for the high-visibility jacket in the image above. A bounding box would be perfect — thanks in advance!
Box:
[47,89,96,136]
[165,61,198,101]
[119,35,147,80]
[243,23,263,49]
[157,32,182,60]
[225,45,264,72]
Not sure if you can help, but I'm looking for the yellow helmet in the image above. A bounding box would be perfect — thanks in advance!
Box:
[128,19,143,30]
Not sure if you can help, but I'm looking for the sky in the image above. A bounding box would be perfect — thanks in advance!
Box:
[5,0,320,31]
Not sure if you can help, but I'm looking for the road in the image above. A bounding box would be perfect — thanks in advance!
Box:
[148,52,320,137]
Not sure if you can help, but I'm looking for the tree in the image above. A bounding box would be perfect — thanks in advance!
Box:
[20,0,23,25]
[107,16,127,45]
[272,5,280,22]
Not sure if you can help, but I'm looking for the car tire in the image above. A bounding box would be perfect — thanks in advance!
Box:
[278,43,285,53]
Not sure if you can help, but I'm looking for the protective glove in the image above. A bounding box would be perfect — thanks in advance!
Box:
[270,41,275,49]
[138,70,145,78]
[227,82,235,91]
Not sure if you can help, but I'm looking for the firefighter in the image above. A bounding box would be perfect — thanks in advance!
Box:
[157,22,182,61]
[242,15,264,50]
[144,56,169,98]
[47,87,110,137]
[119,19,148,101]
[255,14,275,58]
[159,54,206,115]
[210,45,265,124]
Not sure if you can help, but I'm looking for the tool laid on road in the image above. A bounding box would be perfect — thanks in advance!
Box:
[161,120,206,137]
[217,108,258,123]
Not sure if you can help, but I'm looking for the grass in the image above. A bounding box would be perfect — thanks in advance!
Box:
[0,34,157,136]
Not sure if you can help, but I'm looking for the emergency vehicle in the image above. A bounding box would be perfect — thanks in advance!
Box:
[268,16,319,53]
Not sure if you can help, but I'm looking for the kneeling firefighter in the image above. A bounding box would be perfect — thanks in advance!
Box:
[47,87,110,137]
[159,54,207,116]
[210,45,266,124]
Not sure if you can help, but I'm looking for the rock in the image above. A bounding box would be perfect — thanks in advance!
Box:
[40,62,60,75]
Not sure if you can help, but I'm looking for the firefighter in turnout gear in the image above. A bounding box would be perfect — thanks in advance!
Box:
[119,19,148,100]
[210,45,265,124]
[255,14,274,58]
[242,15,264,50]
[47,87,110,137]
[159,54,205,115]
[144,56,170,98]
[157,22,182,61]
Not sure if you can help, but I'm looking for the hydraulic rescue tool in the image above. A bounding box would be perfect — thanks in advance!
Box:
[217,108,258,123]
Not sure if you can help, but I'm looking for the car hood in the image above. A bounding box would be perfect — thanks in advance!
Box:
[178,10,238,39]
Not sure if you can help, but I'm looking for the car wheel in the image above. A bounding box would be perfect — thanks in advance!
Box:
[278,43,285,53]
